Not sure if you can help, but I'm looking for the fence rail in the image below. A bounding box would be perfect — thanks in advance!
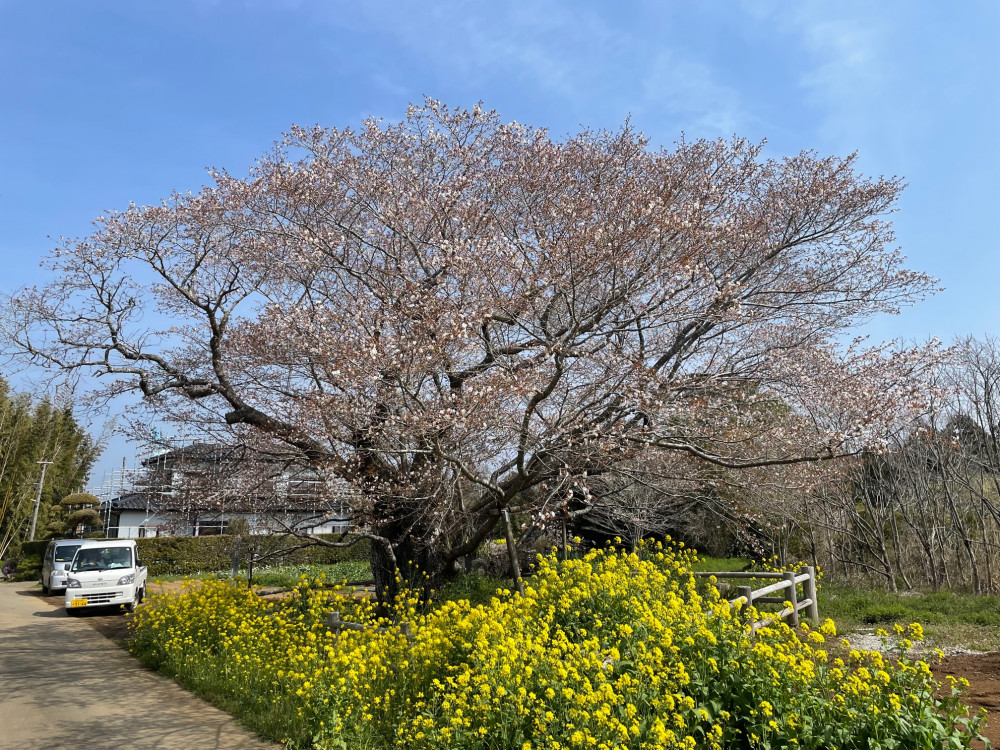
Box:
[326,610,413,640]
[694,566,819,633]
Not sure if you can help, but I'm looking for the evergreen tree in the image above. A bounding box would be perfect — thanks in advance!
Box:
[0,379,99,559]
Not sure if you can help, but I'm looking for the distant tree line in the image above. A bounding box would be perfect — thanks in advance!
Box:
[784,336,1000,593]
[582,336,1000,594]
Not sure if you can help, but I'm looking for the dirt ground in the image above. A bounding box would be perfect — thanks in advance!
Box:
[30,579,193,642]
[935,653,1000,747]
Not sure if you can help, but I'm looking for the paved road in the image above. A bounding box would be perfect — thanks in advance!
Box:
[0,582,275,750]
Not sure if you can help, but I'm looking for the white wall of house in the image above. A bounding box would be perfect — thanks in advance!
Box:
[107,509,350,539]
[245,512,350,535]
[109,510,176,539]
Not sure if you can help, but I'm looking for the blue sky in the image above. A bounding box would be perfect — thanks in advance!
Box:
[1,0,998,482]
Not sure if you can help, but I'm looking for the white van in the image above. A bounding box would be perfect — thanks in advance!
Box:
[64,539,147,614]
[40,539,85,595]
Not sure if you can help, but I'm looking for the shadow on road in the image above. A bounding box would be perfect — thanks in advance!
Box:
[30,608,66,618]
[0,582,276,748]
[66,607,129,618]
[16,586,130,628]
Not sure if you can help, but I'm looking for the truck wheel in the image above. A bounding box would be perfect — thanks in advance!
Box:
[41,582,49,596]
[66,608,79,617]
[126,591,138,614]
[137,587,145,604]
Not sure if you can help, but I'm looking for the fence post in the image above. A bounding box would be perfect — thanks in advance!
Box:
[782,571,800,628]
[327,610,342,637]
[502,508,526,597]
[400,621,412,641]
[804,566,820,626]
[737,585,754,634]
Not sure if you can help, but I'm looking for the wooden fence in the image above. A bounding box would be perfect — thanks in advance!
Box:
[326,610,414,640]
[694,567,819,633]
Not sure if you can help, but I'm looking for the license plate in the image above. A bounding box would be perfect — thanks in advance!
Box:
[70,598,87,608]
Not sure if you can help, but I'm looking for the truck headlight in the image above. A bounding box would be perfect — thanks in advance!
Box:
[67,578,81,588]
[118,574,134,585]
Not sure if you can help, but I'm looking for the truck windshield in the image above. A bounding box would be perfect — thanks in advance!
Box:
[54,545,82,562]
[71,547,132,572]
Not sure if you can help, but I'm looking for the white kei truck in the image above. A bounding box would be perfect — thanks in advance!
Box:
[40,538,84,595]
[64,539,147,615]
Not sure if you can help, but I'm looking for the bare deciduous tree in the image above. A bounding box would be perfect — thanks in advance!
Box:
[783,339,1000,593]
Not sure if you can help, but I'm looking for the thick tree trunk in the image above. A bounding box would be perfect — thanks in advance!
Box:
[367,520,464,611]
[369,535,449,607]
[370,539,400,606]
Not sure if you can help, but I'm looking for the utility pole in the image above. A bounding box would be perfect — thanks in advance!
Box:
[28,460,53,541]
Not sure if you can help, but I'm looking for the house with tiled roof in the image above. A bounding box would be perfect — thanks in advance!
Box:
[102,442,354,539]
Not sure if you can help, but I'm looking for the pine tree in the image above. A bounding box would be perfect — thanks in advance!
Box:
[44,492,103,538]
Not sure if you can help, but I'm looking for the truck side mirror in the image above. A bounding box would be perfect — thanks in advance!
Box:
[63,564,71,571]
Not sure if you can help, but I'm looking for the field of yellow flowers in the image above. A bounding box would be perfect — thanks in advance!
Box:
[129,543,988,749]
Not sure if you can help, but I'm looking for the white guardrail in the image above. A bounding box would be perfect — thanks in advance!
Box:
[694,567,820,634]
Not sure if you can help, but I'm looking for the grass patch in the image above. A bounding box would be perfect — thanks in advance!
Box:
[819,584,1000,649]
[250,561,372,588]
[149,560,372,588]
[684,555,1000,651]
[690,555,749,573]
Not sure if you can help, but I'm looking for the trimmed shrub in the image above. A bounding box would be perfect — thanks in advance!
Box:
[9,534,370,580]
[139,534,370,577]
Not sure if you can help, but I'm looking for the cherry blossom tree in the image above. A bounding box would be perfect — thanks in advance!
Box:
[6,101,943,598]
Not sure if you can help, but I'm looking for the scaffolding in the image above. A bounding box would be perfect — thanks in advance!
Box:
[90,456,145,539]
[89,437,353,539]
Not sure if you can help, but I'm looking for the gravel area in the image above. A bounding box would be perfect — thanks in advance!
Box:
[843,629,985,657]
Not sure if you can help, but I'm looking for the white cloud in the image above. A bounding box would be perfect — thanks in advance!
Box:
[641,50,749,136]
[793,12,886,105]
[302,0,632,101]
[764,2,898,152]
[303,0,755,138]
[222,0,771,141]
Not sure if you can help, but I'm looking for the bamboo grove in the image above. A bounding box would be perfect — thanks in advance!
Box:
[0,377,98,560]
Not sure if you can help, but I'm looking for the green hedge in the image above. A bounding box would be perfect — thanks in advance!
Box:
[139,534,370,576]
[5,534,370,580]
